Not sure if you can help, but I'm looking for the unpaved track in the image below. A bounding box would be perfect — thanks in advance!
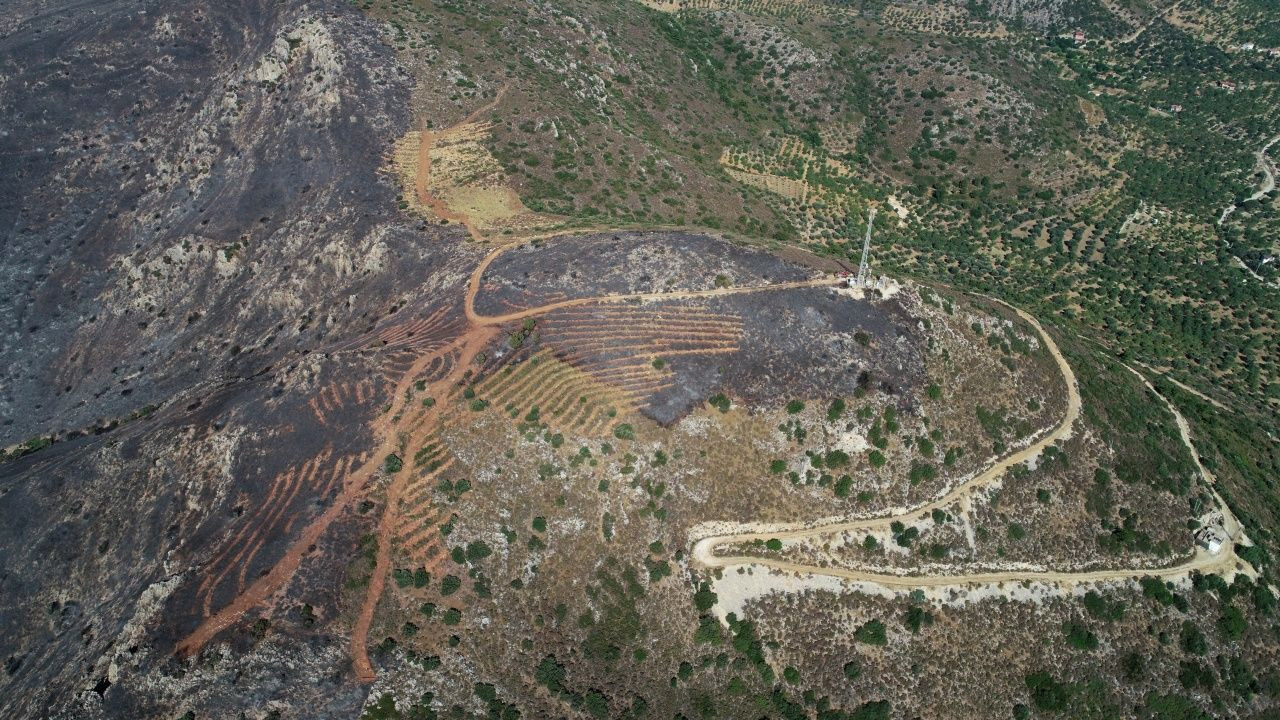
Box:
[1218,133,1280,226]
[467,276,837,326]
[349,329,495,682]
[415,85,510,240]
[691,301,1251,591]
[1116,360,1246,546]
[1119,0,1183,44]
[177,88,843,681]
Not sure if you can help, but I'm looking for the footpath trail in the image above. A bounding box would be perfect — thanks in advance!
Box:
[692,302,1252,592]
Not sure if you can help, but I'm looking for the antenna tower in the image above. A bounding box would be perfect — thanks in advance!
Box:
[856,208,877,286]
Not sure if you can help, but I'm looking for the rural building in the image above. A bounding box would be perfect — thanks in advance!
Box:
[1195,526,1226,554]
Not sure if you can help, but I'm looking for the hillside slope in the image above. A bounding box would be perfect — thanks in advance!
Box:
[2,1,1279,719]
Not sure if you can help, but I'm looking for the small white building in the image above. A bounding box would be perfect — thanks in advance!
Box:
[1195,525,1226,554]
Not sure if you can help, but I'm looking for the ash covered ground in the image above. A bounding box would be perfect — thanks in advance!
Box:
[0,1,475,717]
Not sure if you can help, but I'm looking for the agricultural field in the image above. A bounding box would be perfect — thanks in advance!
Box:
[1,0,1278,719]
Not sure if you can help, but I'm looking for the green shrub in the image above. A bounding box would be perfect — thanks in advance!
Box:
[694,615,724,644]
[908,461,936,485]
[693,582,719,612]
[383,454,403,474]
[827,398,846,421]
[825,449,850,468]
[440,575,461,596]
[854,619,887,645]
[903,605,933,633]
[1083,591,1125,621]
[465,540,492,563]
[834,475,854,498]
[1180,621,1207,655]
[1025,672,1069,711]
[1218,605,1247,640]
[1062,622,1098,650]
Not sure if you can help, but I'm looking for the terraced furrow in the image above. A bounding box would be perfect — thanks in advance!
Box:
[492,359,573,408]
[550,332,741,349]
[477,355,542,399]
[561,337,740,355]
[229,457,324,593]
[542,377,597,418]
[195,462,301,615]
[480,351,553,397]
[196,448,346,616]
[395,451,459,570]
[549,321,743,337]
[551,307,743,324]
[518,368,588,414]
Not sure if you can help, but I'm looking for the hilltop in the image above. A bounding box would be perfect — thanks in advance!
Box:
[2,1,1279,719]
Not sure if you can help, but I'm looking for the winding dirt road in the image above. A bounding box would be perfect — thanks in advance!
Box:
[691,302,1252,591]
[178,85,1250,684]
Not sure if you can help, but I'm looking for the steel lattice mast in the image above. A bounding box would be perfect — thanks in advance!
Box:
[856,208,877,286]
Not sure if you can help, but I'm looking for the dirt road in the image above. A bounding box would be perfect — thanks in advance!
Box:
[176,85,848,680]
[691,301,1253,592]
[1119,0,1183,44]
[1218,133,1279,226]
[414,85,510,240]
[467,276,838,326]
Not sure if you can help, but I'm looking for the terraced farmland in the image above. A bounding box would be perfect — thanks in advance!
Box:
[476,350,635,436]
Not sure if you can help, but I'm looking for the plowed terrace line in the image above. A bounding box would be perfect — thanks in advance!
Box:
[174,87,839,683]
